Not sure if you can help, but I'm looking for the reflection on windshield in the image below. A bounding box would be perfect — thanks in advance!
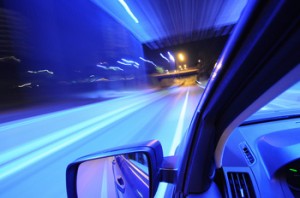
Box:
[247,81,300,122]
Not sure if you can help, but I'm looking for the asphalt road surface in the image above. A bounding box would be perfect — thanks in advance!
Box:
[0,86,203,198]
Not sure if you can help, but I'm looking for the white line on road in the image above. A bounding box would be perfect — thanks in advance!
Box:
[101,160,108,198]
[154,88,190,198]
[169,88,190,155]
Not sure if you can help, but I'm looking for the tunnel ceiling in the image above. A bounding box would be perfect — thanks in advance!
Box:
[90,0,247,49]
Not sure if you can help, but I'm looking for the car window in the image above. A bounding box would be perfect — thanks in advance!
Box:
[0,1,247,198]
[246,80,300,123]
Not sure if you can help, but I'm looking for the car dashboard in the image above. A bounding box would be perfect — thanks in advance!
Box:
[218,117,300,197]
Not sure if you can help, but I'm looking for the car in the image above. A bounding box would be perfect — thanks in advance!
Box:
[66,1,300,198]
[74,153,149,198]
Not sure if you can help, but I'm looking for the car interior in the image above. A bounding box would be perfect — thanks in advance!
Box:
[215,72,300,198]
[169,1,300,197]
[1,0,299,197]
[65,1,299,197]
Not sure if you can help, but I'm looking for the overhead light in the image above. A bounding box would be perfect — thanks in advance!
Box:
[118,0,139,23]
[178,53,185,62]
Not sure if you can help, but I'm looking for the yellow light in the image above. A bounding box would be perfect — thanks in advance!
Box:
[178,53,185,62]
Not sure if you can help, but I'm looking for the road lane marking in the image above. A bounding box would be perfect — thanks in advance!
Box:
[169,88,190,155]
[101,160,108,198]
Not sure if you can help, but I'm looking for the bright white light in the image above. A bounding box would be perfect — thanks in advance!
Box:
[119,59,140,68]
[18,83,32,88]
[109,66,124,71]
[117,61,131,66]
[27,70,54,75]
[97,65,124,71]
[178,53,185,62]
[139,57,157,67]
[211,60,223,80]
[160,53,170,63]
[118,0,139,23]
[121,58,139,65]
[168,52,175,62]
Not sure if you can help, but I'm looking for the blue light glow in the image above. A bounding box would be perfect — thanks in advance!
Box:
[90,0,247,49]
[118,0,139,23]
[0,84,203,197]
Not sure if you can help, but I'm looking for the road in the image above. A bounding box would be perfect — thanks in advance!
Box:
[76,156,117,198]
[0,86,203,198]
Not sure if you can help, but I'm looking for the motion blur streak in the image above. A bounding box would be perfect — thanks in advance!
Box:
[160,53,170,63]
[118,0,139,23]
[139,57,157,66]
[0,86,202,197]
[0,91,166,180]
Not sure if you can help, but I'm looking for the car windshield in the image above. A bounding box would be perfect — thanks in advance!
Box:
[245,81,300,123]
[0,1,248,197]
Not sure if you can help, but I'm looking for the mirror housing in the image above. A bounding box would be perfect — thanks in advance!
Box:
[66,140,163,198]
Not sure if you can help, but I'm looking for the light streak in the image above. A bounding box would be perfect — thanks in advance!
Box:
[121,59,139,65]
[119,59,140,68]
[0,56,21,63]
[18,83,32,88]
[109,66,123,71]
[160,53,170,63]
[117,61,131,66]
[118,0,139,23]
[132,64,139,69]
[27,70,54,75]
[211,60,223,80]
[97,65,124,71]
[139,57,157,67]
[168,52,175,62]
[137,190,143,198]
[0,92,168,180]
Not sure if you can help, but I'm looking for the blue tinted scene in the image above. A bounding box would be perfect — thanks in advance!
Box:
[0,0,247,197]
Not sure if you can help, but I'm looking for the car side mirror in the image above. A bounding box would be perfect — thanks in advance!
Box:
[66,140,164,198]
